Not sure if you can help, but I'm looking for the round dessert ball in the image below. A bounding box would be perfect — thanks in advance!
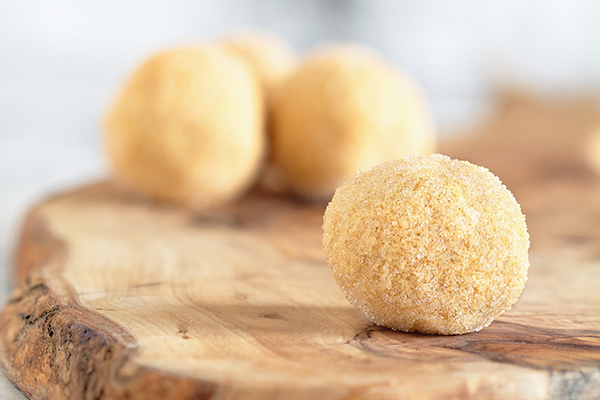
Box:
[271,45,436,200]
[105,46,265,208]
[219,31,297,104]
[586,127,600,175]
[322,154,530,335]
[219,31,298,194]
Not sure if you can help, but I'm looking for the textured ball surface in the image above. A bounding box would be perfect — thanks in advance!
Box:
[271,45,436,200]
[105,46,265,208]
[322,154,529,335]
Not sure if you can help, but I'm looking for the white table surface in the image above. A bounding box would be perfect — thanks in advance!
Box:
[0,372,24,400]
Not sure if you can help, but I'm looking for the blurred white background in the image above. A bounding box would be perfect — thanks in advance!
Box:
[1,1,600,396]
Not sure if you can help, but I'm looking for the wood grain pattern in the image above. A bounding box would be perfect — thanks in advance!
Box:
[2,92,600,399]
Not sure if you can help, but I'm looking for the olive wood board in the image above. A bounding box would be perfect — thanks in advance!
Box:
[3,93,600,399]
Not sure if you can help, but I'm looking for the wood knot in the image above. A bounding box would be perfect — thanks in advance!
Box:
[258,312,285,320]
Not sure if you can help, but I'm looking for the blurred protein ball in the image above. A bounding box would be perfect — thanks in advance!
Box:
[219,30,298,106]
[270,44,436,200]
[104,46,265,209]
[586,126,600,176]
[219,30,299,194]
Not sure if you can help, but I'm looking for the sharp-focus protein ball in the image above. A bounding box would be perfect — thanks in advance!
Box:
[323,154,530,335]
[271,45,436,200]
[105,46,265,209]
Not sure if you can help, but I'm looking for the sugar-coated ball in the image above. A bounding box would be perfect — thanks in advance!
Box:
[105,46,265,209]
[323,154,529,335]
[271,45,436,200]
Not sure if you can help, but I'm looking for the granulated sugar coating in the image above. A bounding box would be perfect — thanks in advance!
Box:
[322,154,530,335]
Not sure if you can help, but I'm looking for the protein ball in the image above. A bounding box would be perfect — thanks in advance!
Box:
[322,154,530,335]
[219,31,298,193]
[586,127,600,175]
[219,31,297,105]
[271,45,436,200]
[105,46,265,208]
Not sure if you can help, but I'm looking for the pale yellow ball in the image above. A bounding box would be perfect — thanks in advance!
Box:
[323,155,530,335]
[219,31,297,105]
[105,46,265,208]
[586,127,600,175]
[271,45,436,200]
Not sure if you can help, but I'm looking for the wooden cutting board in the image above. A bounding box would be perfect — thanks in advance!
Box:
[3,93,600,400]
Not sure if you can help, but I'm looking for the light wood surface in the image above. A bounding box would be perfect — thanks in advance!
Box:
[2,93,600,399]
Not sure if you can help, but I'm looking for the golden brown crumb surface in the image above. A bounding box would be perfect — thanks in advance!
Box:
[323,154,530,335]
[271,45,436,200]
[104,46,265,209]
